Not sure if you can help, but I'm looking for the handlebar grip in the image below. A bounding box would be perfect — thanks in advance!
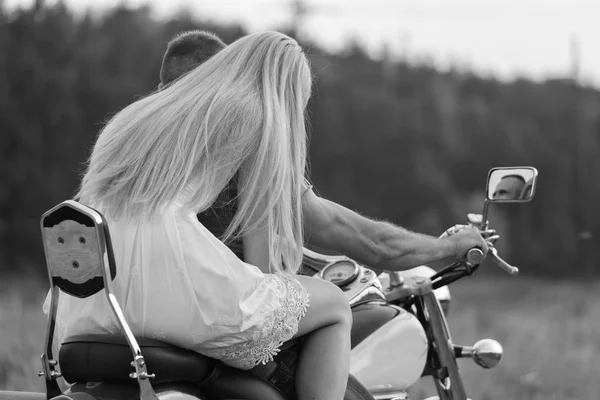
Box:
[465,248,485,265]
[490,248,519,276]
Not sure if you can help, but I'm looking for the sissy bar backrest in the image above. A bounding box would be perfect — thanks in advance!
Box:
[40,200,158,400]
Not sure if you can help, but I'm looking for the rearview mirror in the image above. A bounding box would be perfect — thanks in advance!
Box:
[486,167,538,202]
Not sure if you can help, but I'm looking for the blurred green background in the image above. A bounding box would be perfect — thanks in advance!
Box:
[1,1,599,398]
[2,2,600,280]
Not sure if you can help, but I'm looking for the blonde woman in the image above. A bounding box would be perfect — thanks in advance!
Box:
[54,31,352,400]
[157,30,487,281]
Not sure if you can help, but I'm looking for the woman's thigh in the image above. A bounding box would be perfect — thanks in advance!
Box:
[292,275,352,339]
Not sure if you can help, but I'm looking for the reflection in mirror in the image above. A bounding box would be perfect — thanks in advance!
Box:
[487,167,537,202]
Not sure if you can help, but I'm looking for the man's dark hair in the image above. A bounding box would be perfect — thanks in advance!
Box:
[501,174,526,182]
[158,30,227,89]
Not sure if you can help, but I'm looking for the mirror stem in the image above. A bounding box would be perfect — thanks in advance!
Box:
[481,200,491,229]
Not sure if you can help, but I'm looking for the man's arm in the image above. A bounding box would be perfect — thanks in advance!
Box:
[302,189,469,272]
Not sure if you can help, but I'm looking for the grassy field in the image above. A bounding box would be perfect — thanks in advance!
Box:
[1,275,599,399]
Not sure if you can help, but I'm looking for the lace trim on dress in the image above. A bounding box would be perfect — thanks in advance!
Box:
[201,274,310,370]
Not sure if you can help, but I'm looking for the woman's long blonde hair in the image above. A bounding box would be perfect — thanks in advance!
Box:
[77,31,312,274]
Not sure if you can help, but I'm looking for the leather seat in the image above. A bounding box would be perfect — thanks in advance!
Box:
[59,334,288,400]
[59,334,216,385]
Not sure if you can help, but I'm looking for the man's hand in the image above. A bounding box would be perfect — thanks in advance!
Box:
[445,227,489,261]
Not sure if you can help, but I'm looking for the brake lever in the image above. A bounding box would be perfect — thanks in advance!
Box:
[479,229,497,238]
[464,217,519,275]
[489,247,519,275]
[485,235,500,243]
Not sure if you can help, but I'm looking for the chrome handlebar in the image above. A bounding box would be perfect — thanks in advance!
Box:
[458,213,520,275]
[465,248,485,265]
[464,213,520,275]
[463,242,519,276]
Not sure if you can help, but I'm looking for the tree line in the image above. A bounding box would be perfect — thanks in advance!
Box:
[1,1,599,279]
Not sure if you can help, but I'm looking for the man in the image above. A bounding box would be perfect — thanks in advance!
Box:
[492,174,526,200]
[158,30,488,400]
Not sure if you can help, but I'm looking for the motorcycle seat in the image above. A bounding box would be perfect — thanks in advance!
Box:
[59,334,288,400]
[59,334,216,385]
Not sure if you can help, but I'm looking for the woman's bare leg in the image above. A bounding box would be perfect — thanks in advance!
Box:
[292,275,352,400]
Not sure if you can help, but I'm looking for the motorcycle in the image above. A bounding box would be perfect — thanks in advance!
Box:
[0,166,538,400]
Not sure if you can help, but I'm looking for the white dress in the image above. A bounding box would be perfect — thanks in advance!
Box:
[43,186,310,370]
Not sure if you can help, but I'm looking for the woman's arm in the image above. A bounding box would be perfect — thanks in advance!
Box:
[238,167,272,274]
[242,219,271,274]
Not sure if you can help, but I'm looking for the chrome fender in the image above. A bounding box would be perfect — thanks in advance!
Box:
[350,307,428,395]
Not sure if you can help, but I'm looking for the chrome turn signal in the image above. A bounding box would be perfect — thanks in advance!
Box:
[454,339,503,369]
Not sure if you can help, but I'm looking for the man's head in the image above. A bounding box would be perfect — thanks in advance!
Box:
[492,174,526,200]
[158,30,227,89]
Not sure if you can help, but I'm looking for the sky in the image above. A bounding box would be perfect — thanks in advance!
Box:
[5,0,600,86]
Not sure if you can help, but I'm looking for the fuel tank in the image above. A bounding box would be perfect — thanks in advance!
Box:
[350,307,428,397]
[351,302,400,348]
